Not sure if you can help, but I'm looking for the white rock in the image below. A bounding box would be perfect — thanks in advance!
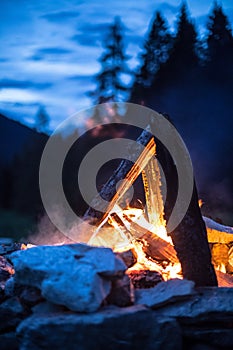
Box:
[135,278,195,308]
[41,264,111,312]
[10,244,126,312]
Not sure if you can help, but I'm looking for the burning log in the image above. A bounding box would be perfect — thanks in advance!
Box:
[204,216,233,244]
[133,223,178,264]
[79,127,155,242]
[215,270,233,287]
[119,215,179,264]
[141,156,166,229]
[109,206,178,265]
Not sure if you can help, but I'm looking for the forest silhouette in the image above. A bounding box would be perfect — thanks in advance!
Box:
[0,2,232,239]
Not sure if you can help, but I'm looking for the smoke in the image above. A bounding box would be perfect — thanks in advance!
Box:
[27,213,75,246]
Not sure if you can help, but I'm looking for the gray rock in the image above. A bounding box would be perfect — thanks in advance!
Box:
[0,284,4,302]
[135,278,195,308]
[183,326,233,348]
[155,287,233,321]
[17,305,182,350]
[0,332,19,350]
[4,277,17,297]
[184,342,218,350]
[0,242,23,256]
[10,244,126,312]
[107,274,133,307]
[32,301,67,315]
[19,286,44,307]
[4,277,43,308]
[41,264,111,312]
[0,297,29,332]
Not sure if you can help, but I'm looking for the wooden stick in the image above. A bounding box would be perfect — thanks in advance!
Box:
[83,127,155,225]
[142,156,166,228]
[79,127,156,243]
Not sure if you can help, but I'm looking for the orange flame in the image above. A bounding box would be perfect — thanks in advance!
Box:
[198,199,204,208]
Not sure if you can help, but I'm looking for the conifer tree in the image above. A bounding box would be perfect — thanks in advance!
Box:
[206,1,233,78]
[90,17,130,104]
[167,2,198,72]
[136,11,172,87]
[35,106,49,133]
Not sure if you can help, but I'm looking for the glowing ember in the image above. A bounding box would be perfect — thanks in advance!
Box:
[215,263,227,274]
[198,199,204,208]
[109,204,182,280]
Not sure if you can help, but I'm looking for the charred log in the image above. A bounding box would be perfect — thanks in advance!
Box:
[83,127,154,224]
[151,117,217,287]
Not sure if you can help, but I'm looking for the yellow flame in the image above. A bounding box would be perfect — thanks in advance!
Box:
[215,263,226,274]
[111,205,182,280]
[198,199,204,208]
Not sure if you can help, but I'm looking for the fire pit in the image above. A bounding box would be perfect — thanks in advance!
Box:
[1,240,233,350]
[1,119,233,349]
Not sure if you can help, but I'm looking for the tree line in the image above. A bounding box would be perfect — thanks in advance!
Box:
[90,2,233,224]
[91,2,233,105]
[0,1,232,238]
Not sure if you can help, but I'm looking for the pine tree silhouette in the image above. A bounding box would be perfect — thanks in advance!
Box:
[89,17,130,104]
[136,11,172,87]
[35,106,50,133]
[206,1,233,80]
[161,2,198,78]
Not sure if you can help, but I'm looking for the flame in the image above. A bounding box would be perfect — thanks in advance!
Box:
[215,263,226,274]
[198,199,204,208]
[21,243,35,250]
[111,205,182,280]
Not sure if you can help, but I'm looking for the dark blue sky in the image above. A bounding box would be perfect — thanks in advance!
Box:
[0,0,233,131]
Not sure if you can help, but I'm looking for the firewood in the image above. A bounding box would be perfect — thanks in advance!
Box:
[215,270,233,287]
[85,132,155,225]
[126,220,178,264]
[142,156,166,229]
[114,208,179,264]
[79,126,155,243]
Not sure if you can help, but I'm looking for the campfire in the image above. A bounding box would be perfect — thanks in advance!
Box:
[73,125,232,288]
[73,129,181,287]
[3,123,232,291]
[1,122,233,349]
[6,123,232,289]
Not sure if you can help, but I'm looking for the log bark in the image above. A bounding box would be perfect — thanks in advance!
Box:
[215,270,233,287]
[120,217,179,264]
[78,127,155,243]
[83,127,154,226]
[151,117,217,287]
[170,184,217,286]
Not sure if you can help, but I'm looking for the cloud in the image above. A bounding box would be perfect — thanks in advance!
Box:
[0,79,52,90]
[29,47,74,61]
[41,10,80,23]
[71,34,99,47]
[71,22,113,47]
[67,75,94,82]
[157,2,180,14]
[0,58,9,63]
